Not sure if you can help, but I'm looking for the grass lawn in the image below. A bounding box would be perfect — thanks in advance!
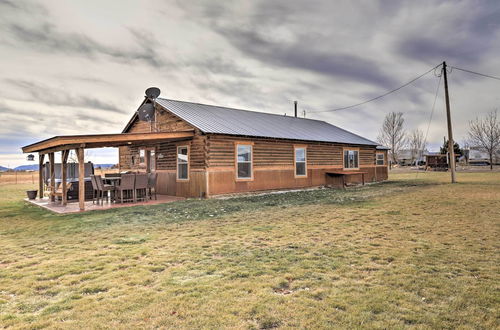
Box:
[0,172,499,329]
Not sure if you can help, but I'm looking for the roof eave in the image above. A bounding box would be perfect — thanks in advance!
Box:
[122,97,148,133]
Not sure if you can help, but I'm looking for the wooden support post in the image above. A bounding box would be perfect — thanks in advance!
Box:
[145,150,151,173]
[61,150,69,206]
[38,154,45,199]
[76,148,85,211]
[49,153,55,202]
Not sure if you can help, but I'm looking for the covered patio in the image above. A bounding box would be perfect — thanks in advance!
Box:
[22,131,194,212]
[25,194,184,214]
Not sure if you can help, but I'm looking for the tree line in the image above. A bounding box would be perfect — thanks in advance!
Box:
[377,110,500,170]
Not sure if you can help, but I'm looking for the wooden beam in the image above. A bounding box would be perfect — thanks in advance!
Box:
[23,131,195,153]
[61,150,69,206]
[39,144,85,155]
[48,153,55,202]
[76,148,85,211]
[38,154,45,199]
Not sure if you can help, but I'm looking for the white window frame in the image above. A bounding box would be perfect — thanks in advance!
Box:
[376,152,385,166]
[139,149,146,166]
[176,145,189,181]
[235,143,253,180]
[343,149,359,170]
[294,146,307,177]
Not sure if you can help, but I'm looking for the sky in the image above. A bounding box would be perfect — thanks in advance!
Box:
[1,0,499,167]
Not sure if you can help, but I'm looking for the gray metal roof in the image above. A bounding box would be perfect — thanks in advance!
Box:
[153,98,378,146]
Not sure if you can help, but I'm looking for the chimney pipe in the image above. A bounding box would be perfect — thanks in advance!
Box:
[294,101,298,118]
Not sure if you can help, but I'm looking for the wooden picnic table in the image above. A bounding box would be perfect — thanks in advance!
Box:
[325,171,368,188]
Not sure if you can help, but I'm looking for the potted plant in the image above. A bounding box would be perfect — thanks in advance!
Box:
[26,190,38,200]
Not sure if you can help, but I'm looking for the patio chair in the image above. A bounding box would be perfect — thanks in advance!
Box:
[94,175,115,205]
[147,172,158,200]
[134,174,149,202]
[115,174,135,203]
[90,175,99,204]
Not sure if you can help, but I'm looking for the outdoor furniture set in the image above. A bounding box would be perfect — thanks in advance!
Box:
[90,173,157,205]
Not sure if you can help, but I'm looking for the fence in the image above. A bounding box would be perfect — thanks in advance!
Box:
[0,169,119,185]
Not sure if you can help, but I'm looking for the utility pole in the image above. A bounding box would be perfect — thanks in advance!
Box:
[442,61,456,183]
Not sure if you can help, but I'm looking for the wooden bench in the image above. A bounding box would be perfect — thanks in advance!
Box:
[325,171,368,188]
[49,182,73,203]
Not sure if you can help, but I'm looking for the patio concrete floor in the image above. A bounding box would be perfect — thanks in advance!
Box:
[25,195,185,214]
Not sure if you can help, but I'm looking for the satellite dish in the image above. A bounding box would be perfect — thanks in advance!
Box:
[145,87,160,100]
[137,103,155,121]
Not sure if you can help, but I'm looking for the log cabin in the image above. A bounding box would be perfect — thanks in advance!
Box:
[119,98,389,197]
[22,94,389,210]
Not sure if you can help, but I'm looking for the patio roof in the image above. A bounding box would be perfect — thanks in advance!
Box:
[22,131,195,154]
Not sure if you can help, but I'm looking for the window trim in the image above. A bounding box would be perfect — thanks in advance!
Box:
[234,142,254,181]
[176,145,190,181]
[138,148,146,167]
[343,148,360,170]
[376,152,385,166]
[294,145,307,178]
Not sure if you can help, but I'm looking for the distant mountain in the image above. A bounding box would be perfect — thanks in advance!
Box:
[0,166,10,171]
[14,165,39,171]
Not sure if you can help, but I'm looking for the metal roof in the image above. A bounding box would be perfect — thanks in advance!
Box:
[376,145,391,150]
[154,98,379,146]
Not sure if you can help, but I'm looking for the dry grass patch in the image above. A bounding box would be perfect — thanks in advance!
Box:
[0,172,499,328]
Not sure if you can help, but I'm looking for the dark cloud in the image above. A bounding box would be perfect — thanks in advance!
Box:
[218,27,396,88]
[396,1,500,65]
[179,1,397,88]
[0,0,47,14]
[193,56,254,78]
[4,79,123,113]
[7,22,166,68]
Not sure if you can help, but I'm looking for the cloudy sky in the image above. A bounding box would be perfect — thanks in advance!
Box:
[1,0,499,167]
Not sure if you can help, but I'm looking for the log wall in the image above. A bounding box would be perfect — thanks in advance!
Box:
[205,134,388,196]
[119,109,207,197]
[119,108,388,198]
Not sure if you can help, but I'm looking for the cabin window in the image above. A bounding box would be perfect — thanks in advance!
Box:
[344,149,359,169]
[149,149,156,172]
[139,149,146,166]
[236,144,252,179]
[177,146,189,180]
[376,153,385,166]
[295,147,307,177]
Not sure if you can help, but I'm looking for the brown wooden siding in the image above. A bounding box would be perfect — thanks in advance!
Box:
[205,134,388,196]
[206,134,378,168]
[119,109,388,197]
[126,109,195,134]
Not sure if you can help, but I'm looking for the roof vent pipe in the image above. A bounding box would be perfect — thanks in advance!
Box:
[294,101,298,118]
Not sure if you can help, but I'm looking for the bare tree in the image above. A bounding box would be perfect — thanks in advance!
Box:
[408,129,426,165]
[468,110,500,170]
[377,112,406,167]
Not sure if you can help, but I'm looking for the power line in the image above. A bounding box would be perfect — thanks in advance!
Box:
[309,63,442,113]
[451,66,500,81]
[416,73,442,179]
[423,74,442,148]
